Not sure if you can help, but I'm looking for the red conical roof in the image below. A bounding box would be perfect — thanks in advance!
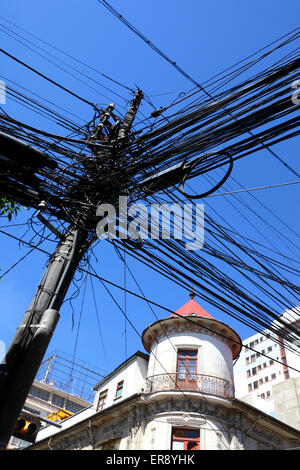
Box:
[170,292,214,319]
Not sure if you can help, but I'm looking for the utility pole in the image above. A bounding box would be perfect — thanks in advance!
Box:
[0,90,143,449]
[0,227,89,448]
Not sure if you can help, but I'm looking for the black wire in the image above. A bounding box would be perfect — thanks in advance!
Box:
[0,226,299,371]
[0,48,98,110]
[89,274,109,367]
[0,15,134,93]
[82,264,300,375]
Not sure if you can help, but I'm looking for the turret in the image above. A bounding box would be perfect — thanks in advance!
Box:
[142,293,242,398]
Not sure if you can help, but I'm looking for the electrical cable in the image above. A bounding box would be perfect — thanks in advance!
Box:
[0,48,98,110]
[206,180,300,197]
[0,226,299,371]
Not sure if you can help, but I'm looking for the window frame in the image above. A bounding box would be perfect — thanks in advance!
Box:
[115,380,124,400]
[97,389,108,411]
[250,354,256,363]
[176,349,198,381]
[171,427,200,451]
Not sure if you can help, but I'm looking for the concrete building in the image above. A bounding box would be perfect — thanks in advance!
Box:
[8,351,104,449]
[233,307,300,428]
[29,295,300,450]
[273,377,300,431]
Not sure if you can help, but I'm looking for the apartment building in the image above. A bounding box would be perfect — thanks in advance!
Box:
[233,307,300,425]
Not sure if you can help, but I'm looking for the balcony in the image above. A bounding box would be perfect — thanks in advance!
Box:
[145,373,233,398]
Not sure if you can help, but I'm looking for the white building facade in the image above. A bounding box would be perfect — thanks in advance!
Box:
[233,307,300,423]
[30,296,300,450]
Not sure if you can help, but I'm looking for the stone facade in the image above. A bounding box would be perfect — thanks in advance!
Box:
[30,392,300,450]
[28,298,300,451]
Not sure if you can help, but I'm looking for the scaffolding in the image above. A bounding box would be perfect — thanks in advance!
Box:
[35,350,108,402]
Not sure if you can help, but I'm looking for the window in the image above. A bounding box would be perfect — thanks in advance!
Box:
[65,400,84,414]
[171,428,200,450]
[258,365,262,371]
[52,394,65,408]
[29,386,50,402]
[254,340,259,345]
[97,389,108,411]
[246,357,250,365]
[250,354,256,363]
[115,381,124,399]
[259,379,263,385]
[266,391,271,397]
[267,346,272,352]
[263,362,267,368]
[253,381,258,390]
[261,393,265,399]
[269,360,274,366]
[248,383,252,393]
[250,342,254,348]
[247,370,251,378]
[261,349,265,355]
[252,367,257,375]
[271,373,276,380]
[260,337,264,342]
[177,350,197,381]
[265,376,269,382]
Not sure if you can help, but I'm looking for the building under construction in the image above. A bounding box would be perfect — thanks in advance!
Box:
[9,351,106,449]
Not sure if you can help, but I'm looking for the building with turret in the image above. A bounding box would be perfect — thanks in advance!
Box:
[29,295,300,450]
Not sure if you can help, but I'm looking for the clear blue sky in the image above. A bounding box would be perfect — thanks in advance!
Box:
[0,1,299,380]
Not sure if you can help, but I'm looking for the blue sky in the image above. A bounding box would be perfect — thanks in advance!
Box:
[0,1,299,382]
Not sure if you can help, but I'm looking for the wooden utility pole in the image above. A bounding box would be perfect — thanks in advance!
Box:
[0,90,143,449]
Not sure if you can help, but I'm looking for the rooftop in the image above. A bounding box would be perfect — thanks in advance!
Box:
[170,292,214,320]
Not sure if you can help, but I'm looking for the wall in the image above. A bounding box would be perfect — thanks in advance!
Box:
[141,414,231,450]
[272,377,300,430]
[147,331,234,385]
[94,355,148,411]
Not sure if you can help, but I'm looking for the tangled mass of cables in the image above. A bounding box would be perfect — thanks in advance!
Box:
[0,19,299,359]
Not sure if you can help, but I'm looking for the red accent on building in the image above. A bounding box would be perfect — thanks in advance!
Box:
[170,295,214,320]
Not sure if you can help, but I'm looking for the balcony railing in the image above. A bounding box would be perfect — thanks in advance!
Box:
[145,373,233,398]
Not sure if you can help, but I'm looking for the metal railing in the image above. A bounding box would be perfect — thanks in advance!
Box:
[146,373,233,398]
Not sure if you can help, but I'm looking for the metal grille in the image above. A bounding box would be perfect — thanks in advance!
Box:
[146,373,233,398]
